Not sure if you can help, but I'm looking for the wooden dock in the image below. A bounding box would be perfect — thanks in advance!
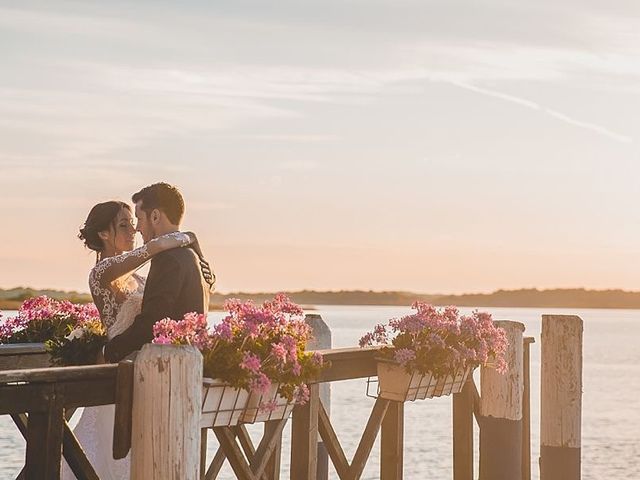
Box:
[0,314,583,480]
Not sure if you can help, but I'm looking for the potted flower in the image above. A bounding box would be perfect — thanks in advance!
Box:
[359,303,507,402]
[0,296,105,368]
[152,294,324,427]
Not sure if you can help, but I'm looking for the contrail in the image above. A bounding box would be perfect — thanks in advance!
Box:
[449,81,632,144]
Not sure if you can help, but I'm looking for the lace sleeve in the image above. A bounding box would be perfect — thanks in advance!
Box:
[90,232,191,287]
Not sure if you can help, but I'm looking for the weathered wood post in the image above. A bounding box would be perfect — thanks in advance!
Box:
[381,400,404,480]
[540,315,583,480]
[305,313,332,480]
[522,337,535,480]
[479,320,524,480]
[290,383,320,480]
[452,379,475,480]
[131,344,202,480]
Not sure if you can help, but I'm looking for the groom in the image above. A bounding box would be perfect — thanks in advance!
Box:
[104,182,212,363]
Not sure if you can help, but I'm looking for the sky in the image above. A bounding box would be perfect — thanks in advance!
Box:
[1,0,640,294]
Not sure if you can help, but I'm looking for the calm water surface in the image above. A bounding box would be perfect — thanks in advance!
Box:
[1,306,639,479]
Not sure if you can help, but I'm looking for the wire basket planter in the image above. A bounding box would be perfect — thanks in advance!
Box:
[201,378,251,428]
[241,383,295,424]
[200,378,296,427]
[367,360,473,402]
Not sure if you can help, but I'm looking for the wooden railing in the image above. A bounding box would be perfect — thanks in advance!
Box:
[0,316,568,480]
[1,335,537,480]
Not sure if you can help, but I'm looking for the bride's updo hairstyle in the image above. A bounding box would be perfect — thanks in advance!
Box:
[79,201,131,259]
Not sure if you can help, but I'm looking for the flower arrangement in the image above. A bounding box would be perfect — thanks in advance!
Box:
[359,302,508,376]
[0,296,106,366]
[45,318,107,366]
[152,294,323,409]
[0,296,101,344]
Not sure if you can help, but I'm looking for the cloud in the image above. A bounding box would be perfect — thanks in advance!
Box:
[448,81,633,144]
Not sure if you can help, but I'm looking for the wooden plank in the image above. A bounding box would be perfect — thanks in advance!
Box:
[522,338,533,480]
[214,427,256,480]
[0,384,53,413]
[0,353,51,371]
[10,413,28,437]
[11,412,97,479]
[236,425,257,457]
[233,426,271,480]
[453,380,474,480]
[381,401,403,480]
[113,359,134,459]
[318,403,349,479]
[25,385,64,480]
[348,398,390,480]
[0,379,114,414]
[0,364,117,384]
[315,347,381,383]
[290,383,320,480]
[205,446,227,480]
[264,421,282,480]
[252,419,288,479]
[62,420,100,480]
[201,429,208,480]
[0,343,47,356]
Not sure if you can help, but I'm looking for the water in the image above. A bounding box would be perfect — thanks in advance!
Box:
[1,306,639,479]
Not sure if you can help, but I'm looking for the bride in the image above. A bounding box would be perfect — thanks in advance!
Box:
[62,200,197,479]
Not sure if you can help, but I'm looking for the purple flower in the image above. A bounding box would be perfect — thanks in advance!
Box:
[394,348,416,366]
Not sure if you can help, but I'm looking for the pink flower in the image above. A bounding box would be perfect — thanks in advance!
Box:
[153,334,172,345]
[249,373,272,395]
[259,399,279,413]
[312,351,323,366]
[292,384,310,404]
[212,320,233,340]
[271,343,288,363]
[240,352,262,374]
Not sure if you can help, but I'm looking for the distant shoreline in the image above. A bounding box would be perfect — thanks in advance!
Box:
[4,287,640,311]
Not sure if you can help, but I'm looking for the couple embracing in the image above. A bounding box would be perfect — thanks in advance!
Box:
[63,182,214,479]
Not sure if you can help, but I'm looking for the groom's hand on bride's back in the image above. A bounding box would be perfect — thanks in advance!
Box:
[184,231,216,292]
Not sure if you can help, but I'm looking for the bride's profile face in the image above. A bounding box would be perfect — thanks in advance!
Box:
[100,207,136,254]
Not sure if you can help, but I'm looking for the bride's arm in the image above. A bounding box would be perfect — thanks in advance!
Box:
[89,232,195,286]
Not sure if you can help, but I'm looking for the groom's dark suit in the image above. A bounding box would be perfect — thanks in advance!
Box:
[104,247,210,363]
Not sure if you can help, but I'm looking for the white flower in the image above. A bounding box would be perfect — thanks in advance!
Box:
[65,327,85,341]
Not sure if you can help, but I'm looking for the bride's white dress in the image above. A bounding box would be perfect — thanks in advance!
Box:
[61,259,151,480]
[62,285,144,479]
[61,300,142,479]
[62,233,190,480]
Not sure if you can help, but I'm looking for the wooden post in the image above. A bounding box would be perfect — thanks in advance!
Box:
[381,400,404,480]
[453,379,475,480]
[479,320,524,480]
[540,315,582,480]
[131,344,203,480]
[200,429,208,479]
[522,337,535,480]
[25,384,64,480]
[305,314,331,480]
[290,382,320,480]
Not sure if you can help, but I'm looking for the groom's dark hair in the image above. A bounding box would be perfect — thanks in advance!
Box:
[132,182,185,225]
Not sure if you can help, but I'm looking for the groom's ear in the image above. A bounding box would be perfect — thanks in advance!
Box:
[150,209,161,224]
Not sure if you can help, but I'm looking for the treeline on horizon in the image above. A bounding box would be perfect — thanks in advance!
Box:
[3,287,640,310]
